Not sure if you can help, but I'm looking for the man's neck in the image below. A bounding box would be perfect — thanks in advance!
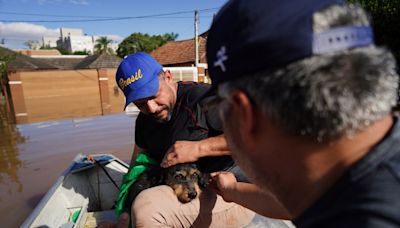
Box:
[276,115,394,218]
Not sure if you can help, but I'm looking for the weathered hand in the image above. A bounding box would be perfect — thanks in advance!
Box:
[97,212,129,228]
[210,171,237,202]
[161,141,202,168]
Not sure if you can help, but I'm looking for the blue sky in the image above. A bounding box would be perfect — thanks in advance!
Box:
[0,0,228,49]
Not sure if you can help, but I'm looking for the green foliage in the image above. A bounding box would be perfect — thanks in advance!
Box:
[40,46,71,55]
[347,0,400,64]
[0,53,16,96]
[24,40,40,49]
[73,50,91,55]
[117,32,178,58]
[94,36,114,54]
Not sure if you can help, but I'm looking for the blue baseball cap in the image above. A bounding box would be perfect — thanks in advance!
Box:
[206,0,374,87]
[116,52,163,109]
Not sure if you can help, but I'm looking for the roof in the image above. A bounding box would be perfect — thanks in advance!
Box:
[0,46,16,57]
[150,36,207,66]
[74,53,121,69]
[1,46,60,71]
[39,58,84,70]
[1,47,121,71]
[18,49,61,56]
[8,55,58,71]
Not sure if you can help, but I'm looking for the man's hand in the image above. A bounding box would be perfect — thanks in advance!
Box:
[161,141,202,167]
[97,212,130,228]
[210,171,238,202]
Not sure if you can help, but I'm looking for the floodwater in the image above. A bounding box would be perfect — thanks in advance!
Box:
[0,98,136,228]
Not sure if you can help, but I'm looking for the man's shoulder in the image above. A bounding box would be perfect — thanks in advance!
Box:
[294,150,400,227]
[178,81,211,104]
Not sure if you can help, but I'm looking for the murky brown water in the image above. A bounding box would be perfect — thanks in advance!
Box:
[0,97,136,228]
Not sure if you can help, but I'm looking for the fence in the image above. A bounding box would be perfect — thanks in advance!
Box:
[5,66,202,124]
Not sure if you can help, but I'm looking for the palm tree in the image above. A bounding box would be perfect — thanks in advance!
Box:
[94,36,114,54]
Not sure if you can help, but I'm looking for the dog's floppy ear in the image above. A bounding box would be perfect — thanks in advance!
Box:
[198,172,210,188]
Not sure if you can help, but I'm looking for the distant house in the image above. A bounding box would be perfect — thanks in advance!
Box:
[151,32,207,67]
[150,32,209,82]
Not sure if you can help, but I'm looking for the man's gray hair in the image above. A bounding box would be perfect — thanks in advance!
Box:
[218,4,399,141]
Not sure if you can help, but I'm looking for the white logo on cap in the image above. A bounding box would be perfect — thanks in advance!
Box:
[214,46,228,72]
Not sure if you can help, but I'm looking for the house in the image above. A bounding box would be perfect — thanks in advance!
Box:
[150,32,209,82]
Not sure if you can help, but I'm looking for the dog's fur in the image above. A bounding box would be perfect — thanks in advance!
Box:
[124,163,208,210]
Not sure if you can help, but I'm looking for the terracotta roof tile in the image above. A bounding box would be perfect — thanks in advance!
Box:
[150,37,207,66]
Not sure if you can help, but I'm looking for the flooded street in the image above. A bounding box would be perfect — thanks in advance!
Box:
[0,98,136,227]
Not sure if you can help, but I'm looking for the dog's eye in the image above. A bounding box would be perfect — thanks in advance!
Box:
[191,173,199,180]
[174,174,184,180]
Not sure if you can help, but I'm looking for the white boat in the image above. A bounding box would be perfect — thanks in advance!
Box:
[21,154,129,228]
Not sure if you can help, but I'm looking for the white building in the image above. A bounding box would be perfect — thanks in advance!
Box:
[60,28,84,38]
[64,35,94,53]
[41,27,120,54]
[42,37,58,48]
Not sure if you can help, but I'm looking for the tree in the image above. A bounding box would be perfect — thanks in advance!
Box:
[94,36,114,54]
[0,53,16,97]
[73,50,91,55]
[24,40,40,50]
[346,0,400,65]
[117,32,178,58]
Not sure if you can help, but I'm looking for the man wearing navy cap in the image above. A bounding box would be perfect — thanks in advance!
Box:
[208,0,400,227]
[114,52,291,227]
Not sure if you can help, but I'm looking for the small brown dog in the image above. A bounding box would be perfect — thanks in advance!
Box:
[124,163,208,210]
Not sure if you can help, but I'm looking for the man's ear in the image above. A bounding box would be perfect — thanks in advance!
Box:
[230,90,258,144]
[164,70,173,82]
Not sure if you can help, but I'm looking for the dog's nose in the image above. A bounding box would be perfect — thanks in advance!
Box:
[188,191,197,199]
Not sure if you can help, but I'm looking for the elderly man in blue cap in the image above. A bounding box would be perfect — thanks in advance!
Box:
[112,52,291,227]
[208,0,400,227]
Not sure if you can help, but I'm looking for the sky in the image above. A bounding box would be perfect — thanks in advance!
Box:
[0,0,228,49]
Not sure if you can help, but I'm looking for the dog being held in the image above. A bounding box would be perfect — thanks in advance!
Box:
[124,163,209,210]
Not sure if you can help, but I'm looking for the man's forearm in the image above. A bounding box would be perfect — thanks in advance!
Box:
[231,183,291,220]
[199,134,230,157]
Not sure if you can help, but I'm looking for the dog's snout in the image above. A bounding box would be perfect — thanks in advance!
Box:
[188,191,197,199]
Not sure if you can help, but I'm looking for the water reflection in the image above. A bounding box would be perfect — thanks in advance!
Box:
[0,97,25,194]
[0,100,136,227]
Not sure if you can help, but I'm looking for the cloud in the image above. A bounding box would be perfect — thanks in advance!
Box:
[69,0,88,5]
[0,22,123,49]
[0,22,59,49]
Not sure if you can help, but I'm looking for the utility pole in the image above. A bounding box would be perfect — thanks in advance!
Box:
[194,10,199,67]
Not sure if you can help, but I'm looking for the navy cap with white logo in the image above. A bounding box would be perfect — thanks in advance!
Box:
[207,0,374,87]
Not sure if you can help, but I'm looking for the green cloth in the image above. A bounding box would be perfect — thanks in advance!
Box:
[115,152,158,216]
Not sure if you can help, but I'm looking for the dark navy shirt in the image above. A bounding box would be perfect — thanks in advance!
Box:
[294,117,400,227]
[135,81,234,173]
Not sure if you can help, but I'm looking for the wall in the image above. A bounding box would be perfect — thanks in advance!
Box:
[6,66,200,124]
[7,68,125,124]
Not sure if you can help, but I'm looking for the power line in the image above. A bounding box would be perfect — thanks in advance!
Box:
[0,7,220,23]
[0,11,111,18]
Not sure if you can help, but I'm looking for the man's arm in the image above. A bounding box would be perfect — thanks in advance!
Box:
[211,172,292,220]
[161,134,230,167]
